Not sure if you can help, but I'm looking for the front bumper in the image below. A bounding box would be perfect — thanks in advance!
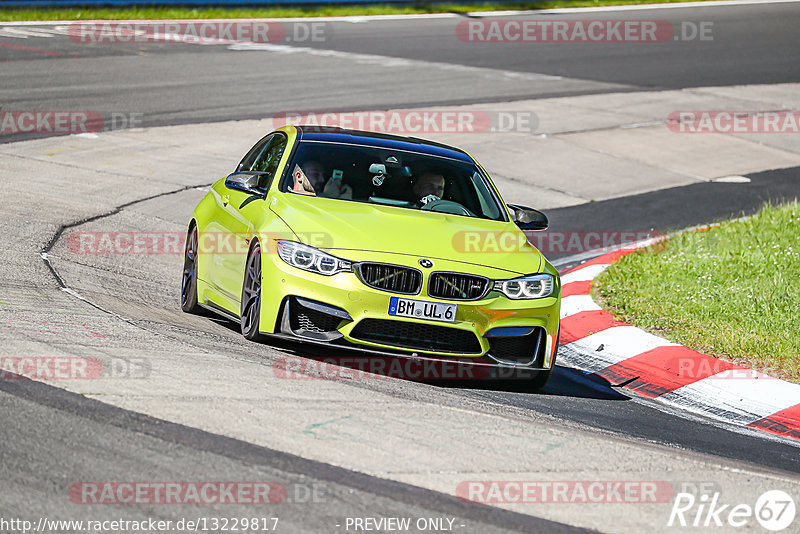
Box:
[260,247,561,369]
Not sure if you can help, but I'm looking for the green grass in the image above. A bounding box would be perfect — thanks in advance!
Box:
[0,0,725,21]
[594,202,800,382]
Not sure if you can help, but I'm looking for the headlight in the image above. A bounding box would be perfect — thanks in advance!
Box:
[276,241,352,276]
[493,274,555,299]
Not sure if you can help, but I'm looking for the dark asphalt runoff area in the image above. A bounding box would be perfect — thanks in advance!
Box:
[2,2,800,532]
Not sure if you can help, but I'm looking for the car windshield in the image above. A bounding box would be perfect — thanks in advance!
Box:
[282,140,505,221]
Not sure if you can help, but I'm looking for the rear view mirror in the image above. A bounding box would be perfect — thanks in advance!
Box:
[225,171,269,195]
[507,204,548,231]
[369,163,411,178]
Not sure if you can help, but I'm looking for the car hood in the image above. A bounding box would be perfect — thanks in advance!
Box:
[269,193,543,276]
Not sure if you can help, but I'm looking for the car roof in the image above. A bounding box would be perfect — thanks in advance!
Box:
[295,126,474,163]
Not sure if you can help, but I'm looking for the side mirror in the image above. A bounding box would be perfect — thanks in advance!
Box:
[225,171,269,195]
[507,204,548,231]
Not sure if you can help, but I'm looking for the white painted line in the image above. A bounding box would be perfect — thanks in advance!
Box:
[0,27,65,38]
[712,175,751,183]
[226,42,562,82]
[0,19,559,83]
[659,372,800,425]
[0,18,565,84]
[561,263,610,284]
[560,294,601,318]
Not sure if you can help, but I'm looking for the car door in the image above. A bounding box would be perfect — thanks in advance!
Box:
[213,133,288,313]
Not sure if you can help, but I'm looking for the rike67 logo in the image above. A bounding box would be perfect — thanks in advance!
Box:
[668,490,796,531]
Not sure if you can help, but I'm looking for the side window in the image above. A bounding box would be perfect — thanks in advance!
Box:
[252,134,288,189]
[237,135,272,172]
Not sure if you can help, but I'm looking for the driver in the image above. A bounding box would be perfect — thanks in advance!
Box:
[292,160,352,199]
[412,171,446,206]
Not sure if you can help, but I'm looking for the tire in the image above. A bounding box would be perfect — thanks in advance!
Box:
[529,328,560,390]
[529,367,553,390]
[181,225,203,314]
[240,242,264,341]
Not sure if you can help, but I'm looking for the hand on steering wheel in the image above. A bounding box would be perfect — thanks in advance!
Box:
[420,194,441,206]
[420,198,475,217]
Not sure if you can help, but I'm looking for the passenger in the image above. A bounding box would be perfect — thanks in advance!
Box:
[412,171,446,206]
[321,170,353,200]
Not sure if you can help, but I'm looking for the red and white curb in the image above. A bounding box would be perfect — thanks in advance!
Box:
[557,240,800,442]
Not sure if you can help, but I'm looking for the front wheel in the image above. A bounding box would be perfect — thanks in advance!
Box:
[530,329,559,390]
[241,242,264,341]
[181,225,203,314]
[529,367,553,390]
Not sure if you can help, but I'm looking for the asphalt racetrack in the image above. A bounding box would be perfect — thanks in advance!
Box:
[1,2,800,533]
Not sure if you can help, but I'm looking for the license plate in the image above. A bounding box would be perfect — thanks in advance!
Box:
[388,297,456,323]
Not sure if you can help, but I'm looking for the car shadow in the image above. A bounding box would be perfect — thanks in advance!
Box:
[225,327,630,401]
[432,364,629,401]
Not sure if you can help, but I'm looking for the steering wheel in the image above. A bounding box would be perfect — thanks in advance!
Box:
[420,199,475,217]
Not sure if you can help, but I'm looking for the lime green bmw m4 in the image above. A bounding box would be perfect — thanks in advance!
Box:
[182,126,561,386]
